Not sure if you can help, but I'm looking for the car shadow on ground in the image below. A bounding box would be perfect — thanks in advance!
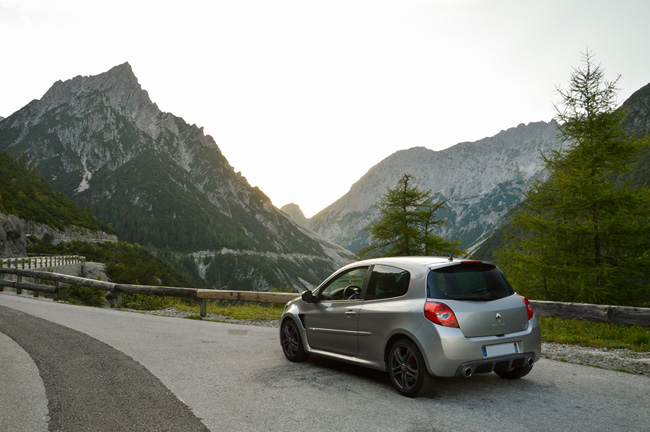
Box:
[295,355,541,400]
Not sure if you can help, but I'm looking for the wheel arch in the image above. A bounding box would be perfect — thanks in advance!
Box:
[384,333,416,367]
[383,332,434,375]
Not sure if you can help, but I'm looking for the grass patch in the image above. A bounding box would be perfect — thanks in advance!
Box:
[539,316,650,352]
[119,294,175,310]
[171,299,284,320]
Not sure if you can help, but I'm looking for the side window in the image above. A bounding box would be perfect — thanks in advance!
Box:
[320,267,369,301]
[365,265,410,300]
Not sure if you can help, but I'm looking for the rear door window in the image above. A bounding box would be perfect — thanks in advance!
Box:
[427,263,514,301]
[364,265,410,300]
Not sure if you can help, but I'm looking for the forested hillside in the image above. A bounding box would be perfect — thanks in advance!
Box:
[0,151,112,233]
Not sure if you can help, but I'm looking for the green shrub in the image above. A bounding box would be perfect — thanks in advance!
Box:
[58,284,106,307]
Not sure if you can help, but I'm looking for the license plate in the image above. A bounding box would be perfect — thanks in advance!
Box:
[482,342,520,358]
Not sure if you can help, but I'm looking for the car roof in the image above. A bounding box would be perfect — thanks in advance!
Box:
[346,256,462,272]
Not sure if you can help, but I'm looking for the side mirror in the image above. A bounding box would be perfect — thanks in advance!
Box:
[301,290,317,303]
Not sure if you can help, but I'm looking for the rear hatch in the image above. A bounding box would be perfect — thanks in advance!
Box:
[427,262,529,338]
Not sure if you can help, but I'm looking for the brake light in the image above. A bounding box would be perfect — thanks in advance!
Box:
[424,302,459,328]
[522,296,534,320]
[460,260,482,264]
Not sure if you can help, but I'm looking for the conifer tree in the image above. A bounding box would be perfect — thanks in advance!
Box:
[499,52,650,306]
[359,174,463,258]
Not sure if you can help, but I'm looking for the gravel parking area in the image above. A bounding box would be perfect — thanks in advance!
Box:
[542,341,650,375]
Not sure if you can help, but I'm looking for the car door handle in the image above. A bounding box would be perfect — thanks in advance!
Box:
[345,310,357,317]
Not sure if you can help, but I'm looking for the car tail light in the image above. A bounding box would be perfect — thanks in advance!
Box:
[522,296,534,320]
[424,302,459,328]
[460,260,482,264]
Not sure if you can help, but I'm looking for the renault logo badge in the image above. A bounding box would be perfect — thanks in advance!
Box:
[495,313,502,322]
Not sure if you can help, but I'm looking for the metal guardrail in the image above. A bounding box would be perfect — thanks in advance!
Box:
[0,267,648,326]
[0,255,86,269]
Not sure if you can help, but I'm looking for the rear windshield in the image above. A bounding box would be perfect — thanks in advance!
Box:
[427,263,514,301]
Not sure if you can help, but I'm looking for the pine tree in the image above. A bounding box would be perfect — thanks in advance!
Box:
[499,52,650,306]
[359,174,463,258]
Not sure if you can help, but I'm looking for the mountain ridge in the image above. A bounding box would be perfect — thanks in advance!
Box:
[307,120,561,253]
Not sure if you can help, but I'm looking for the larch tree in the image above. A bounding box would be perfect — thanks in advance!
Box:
[499,51,650,306]
[359,174,464,259]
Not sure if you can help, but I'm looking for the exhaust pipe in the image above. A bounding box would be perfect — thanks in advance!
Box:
[527,357,534,367]
[463,367,473,378]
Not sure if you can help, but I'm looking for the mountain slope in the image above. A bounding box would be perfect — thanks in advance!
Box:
[0,63,352,290]
[309,121,561,252]
[0,151,116,256]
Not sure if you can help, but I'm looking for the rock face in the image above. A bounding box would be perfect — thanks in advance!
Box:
[622,82,650,137]
[0,63,353,290]
[0,210,117,258]
[0,213,25,257]
[308,121,562,253]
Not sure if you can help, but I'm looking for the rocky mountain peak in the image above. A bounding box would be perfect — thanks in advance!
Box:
[281,203,309,227]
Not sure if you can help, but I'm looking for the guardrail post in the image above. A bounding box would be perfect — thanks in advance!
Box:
[0,271,3,292]
[117,292,123,308]
[200,298,207,317]
[53,282,59,302]
[16,275,22,295]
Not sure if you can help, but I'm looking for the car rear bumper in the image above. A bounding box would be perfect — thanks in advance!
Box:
[454,352,536,378]
[416,317,542,377]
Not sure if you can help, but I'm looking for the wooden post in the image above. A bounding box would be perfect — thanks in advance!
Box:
[117,292,123,307]
[54,282,59,302]
[16,275,22,295]
[200,298,207,317]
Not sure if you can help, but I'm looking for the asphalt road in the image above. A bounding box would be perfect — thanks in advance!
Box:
[1,292,649,431]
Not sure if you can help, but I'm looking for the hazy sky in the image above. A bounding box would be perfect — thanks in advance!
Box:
[1,0,649,217]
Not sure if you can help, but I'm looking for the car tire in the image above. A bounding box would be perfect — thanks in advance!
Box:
[495,364,533,379]
[281,319,309,362]
[388,339,435,397]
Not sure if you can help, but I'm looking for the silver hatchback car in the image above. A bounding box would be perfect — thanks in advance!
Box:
[280,257,541,397]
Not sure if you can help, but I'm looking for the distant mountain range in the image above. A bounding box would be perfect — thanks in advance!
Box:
[285,82,649,256]
[0,63,353,290]
[2,63,647,290]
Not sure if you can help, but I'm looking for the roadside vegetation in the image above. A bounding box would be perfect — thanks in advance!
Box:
[173,299,285,320]
[28,239,195,310]
[539,317,650,352]
[27,239,193,288]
